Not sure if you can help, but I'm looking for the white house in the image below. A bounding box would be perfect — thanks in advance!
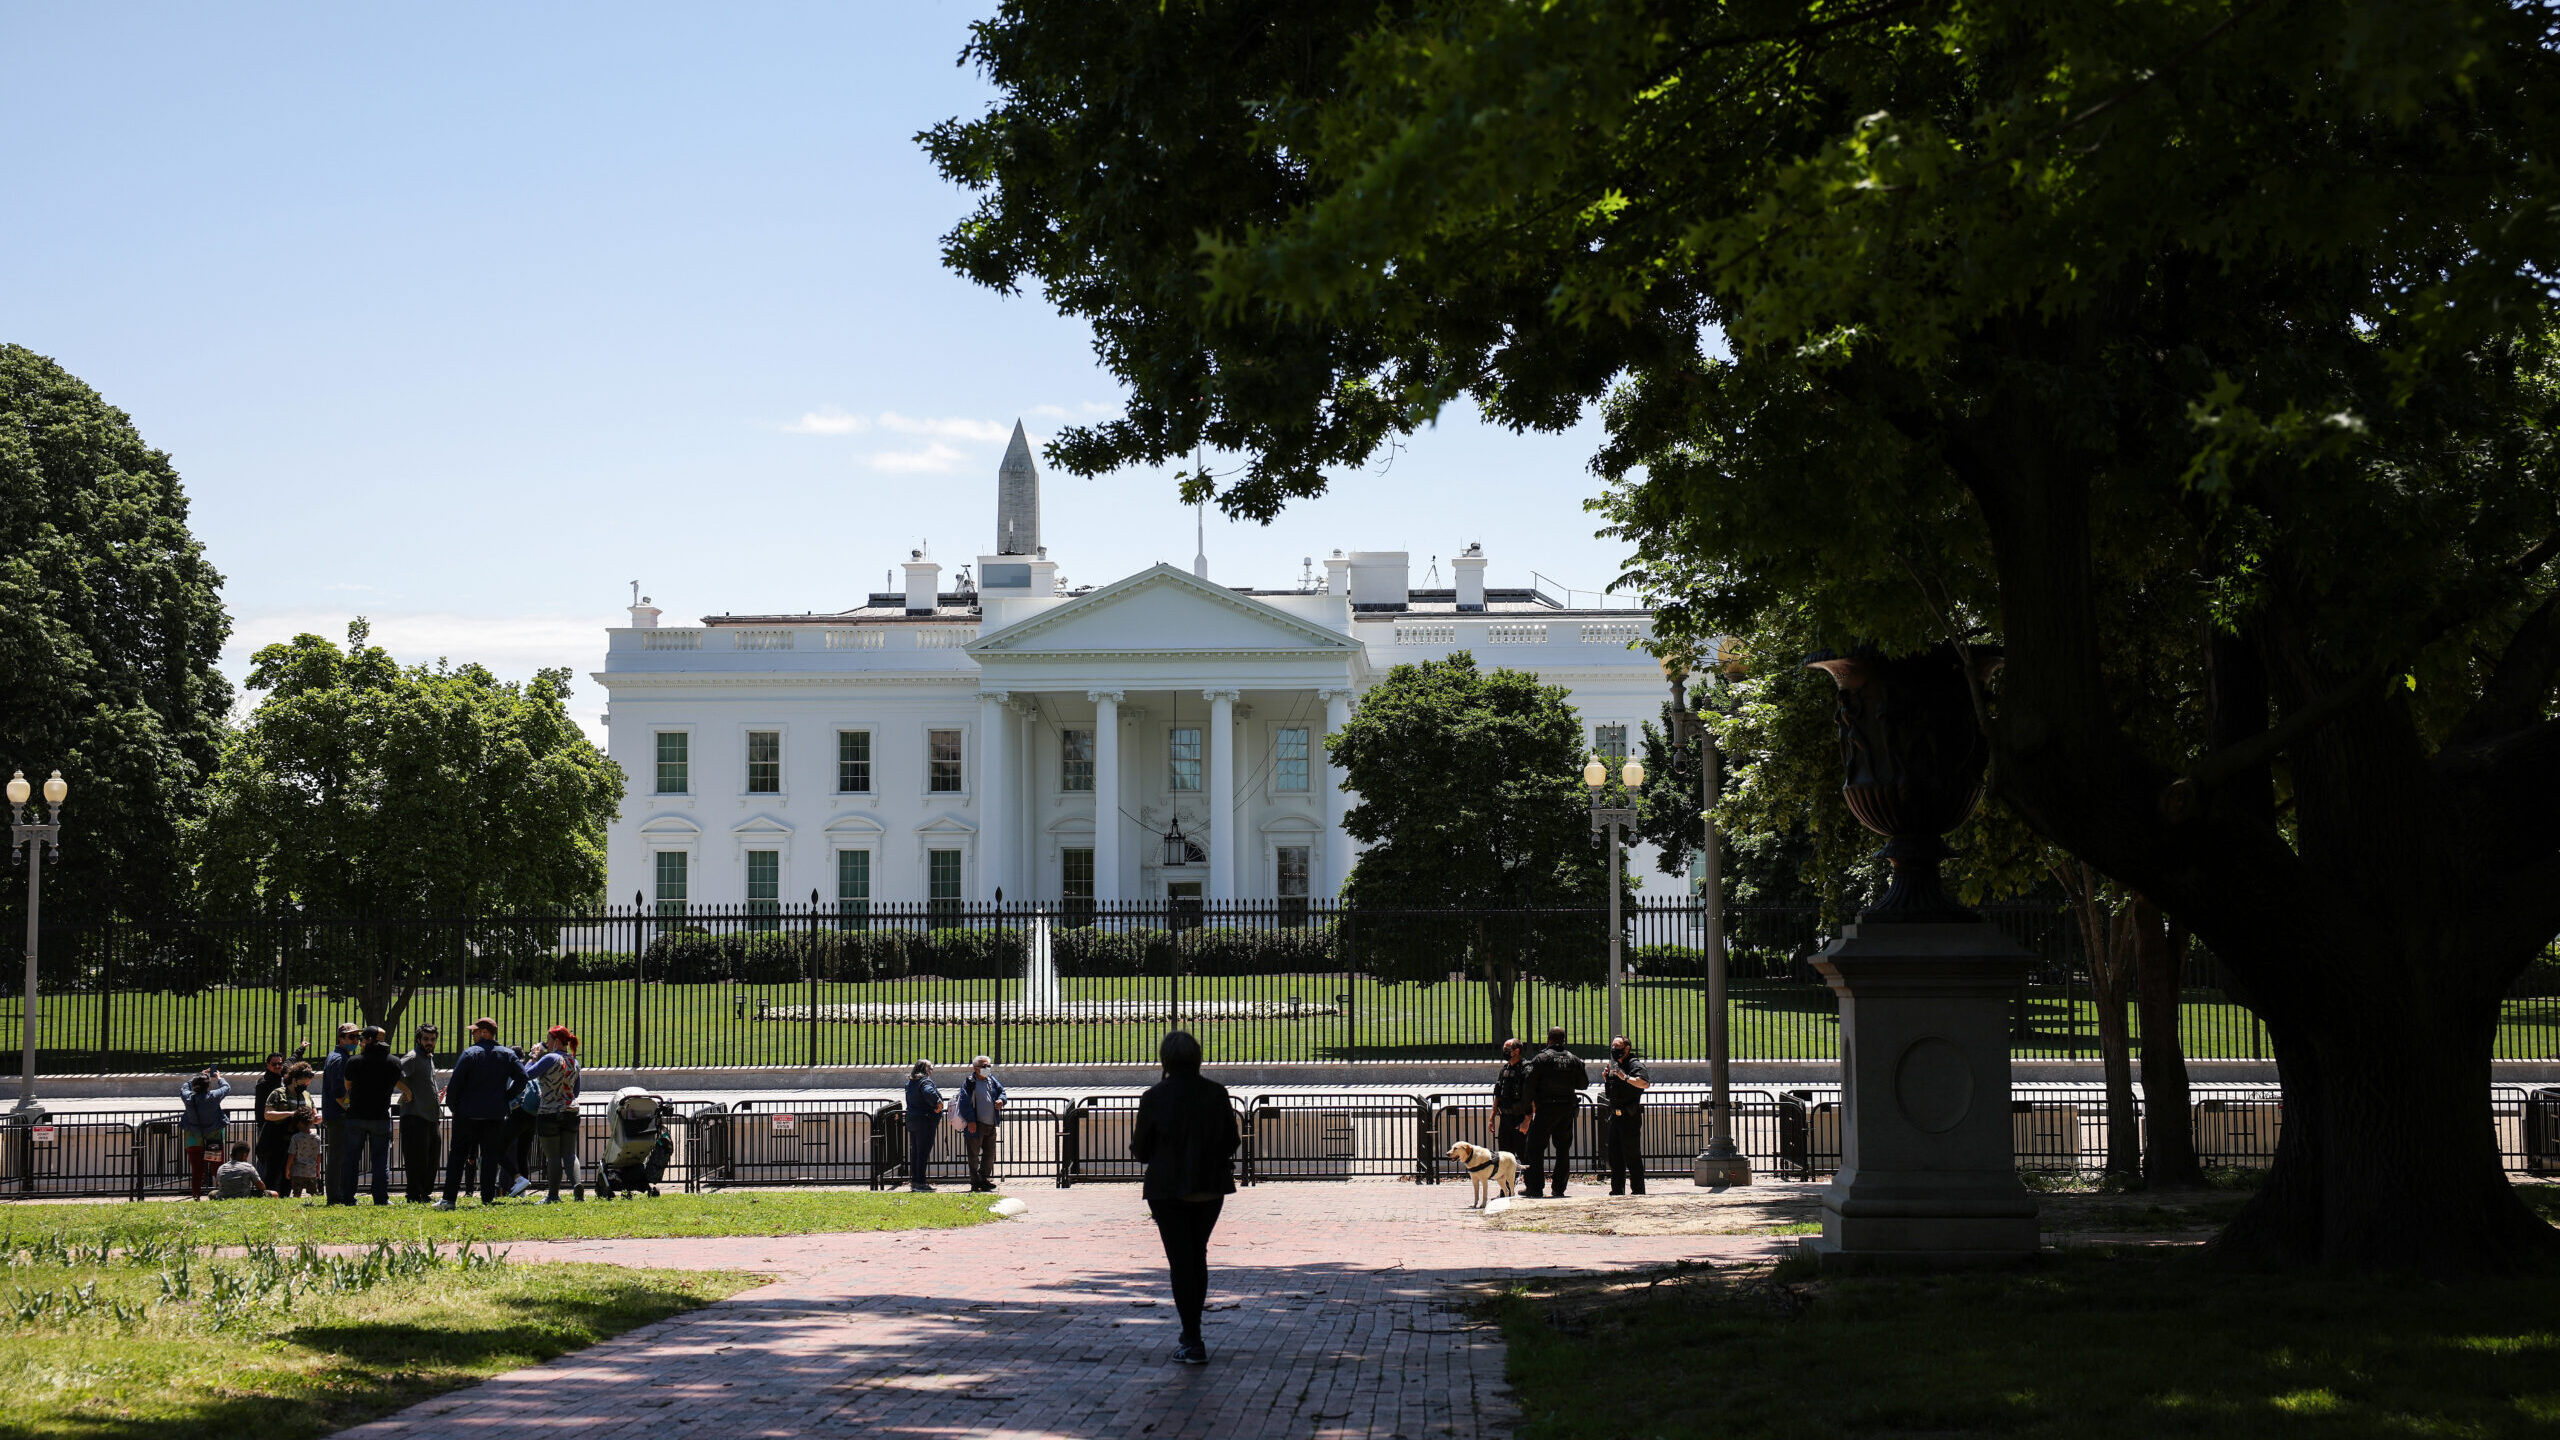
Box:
[594,423,1676,913]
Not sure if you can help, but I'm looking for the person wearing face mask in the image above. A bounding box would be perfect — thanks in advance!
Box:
[956,1055,1007,1193]
[1490,1038,1533,1152]
[1601,1034,1652,1196]
[319,1023,362,1206]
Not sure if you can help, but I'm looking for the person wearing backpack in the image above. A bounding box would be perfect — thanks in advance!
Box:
[1490,1038,1533,1152]
[1130,1030,1240,1366]
[524,1026,584,1203]
[1523,1026,1589,1198]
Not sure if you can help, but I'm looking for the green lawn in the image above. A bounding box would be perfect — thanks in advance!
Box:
[0,1239,759,1439]
[0,1189,998,1249]
[6,975,2553,1070]
[1492,1248,2560,1439]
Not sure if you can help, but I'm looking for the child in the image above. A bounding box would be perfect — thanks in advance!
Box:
[213,1141,269,1199]
[287,1113,326,1197]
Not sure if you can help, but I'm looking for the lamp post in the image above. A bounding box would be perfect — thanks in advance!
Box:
[1584,753,1643,1041]
[8,770,67,1122]
[1688,694,1750,1186]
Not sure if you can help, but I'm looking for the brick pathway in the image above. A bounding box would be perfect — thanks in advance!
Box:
[339,1181,1794,1439]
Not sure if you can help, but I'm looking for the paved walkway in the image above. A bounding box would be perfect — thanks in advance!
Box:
[340,1182,1792,1439]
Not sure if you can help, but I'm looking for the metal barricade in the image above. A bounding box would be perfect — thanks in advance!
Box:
[690,1099,876,1189]
[1777,1089,1841,1178]
[1246,1094,1428,1182]
[2523,1087,2560,1176]
[877,1099,1067,1190]
[2193,1091,2284,1168]
[2011,1090,2100,1174]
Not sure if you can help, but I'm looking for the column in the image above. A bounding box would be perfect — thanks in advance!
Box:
[979,690,1009,902]
[1017,699,1038,900]
[1206,688,1239,901]
[1319,686,1355,898]
[1088,690,1123,903]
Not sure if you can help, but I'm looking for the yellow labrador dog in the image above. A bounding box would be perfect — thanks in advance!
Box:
[1446,1141,1519,1208]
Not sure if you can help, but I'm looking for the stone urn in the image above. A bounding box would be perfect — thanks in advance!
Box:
[1804,644,2003,922]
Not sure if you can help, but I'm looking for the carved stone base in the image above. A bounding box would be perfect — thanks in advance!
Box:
[1799,921,2039,1269]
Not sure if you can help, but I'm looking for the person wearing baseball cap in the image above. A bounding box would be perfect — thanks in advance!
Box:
[397,1023,444,1203]
[436,1017,525,1209]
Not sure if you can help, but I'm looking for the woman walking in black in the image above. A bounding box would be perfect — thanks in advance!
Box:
[1130,1029,1240,1365]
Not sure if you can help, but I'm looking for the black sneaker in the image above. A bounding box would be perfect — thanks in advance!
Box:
[1174,1338,1208,1365]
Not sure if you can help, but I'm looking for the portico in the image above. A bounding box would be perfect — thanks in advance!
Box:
[965,564,1367,905]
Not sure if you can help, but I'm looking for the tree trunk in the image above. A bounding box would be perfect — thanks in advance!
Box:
[2210,991,2559,1274]
[1485,959,1518,1048]
[2136,904,2205,1188]
[2057,863,2139,1180]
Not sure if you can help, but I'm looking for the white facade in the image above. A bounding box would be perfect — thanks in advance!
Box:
[594,436,1672,911]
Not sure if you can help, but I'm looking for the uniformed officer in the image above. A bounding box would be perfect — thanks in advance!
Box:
[1523,1026,1589,1198]
[1602,1034,1651,1195]
[1490,1038,1533,1153]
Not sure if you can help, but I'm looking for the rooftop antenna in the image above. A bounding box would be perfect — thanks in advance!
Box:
[629,580,639,606]
[1299,555,1316,591]
[1425,555,1442,587]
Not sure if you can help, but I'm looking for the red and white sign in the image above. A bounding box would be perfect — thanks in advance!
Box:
[769,1113,797,1135]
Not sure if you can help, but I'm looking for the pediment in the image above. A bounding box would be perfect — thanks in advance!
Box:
[1259,814,1322,834]
[823,813,886,836]
[915,815,978,836]
[638,814,702,836]
[731,814,794,837]
[969,564,1359,658]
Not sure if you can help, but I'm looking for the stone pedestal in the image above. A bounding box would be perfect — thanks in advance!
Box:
[1802,921,2039,1268]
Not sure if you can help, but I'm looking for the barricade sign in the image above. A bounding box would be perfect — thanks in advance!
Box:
[771,1113,797,1135]
[31,1126,53,1147]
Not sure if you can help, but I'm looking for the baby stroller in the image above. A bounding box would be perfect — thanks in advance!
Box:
[596,1087,674,1198]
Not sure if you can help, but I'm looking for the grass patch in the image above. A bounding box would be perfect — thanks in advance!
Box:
[0,1240,760,1439]
[1490,1249,2560,1439]
[0,1189,999,1250]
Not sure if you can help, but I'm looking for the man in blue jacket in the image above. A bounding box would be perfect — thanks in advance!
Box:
[435,1017,526,1210]
[319,1023,361,1206]
[903,1060,944,1192]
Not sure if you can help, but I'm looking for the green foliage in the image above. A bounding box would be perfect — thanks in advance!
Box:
[0,344,232,929]
[186,621,624,1024]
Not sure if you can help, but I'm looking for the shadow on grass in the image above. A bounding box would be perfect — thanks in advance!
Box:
[4,1276,727,1440]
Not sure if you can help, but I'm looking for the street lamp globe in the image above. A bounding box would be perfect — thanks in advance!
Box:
[1582,756,1607,790]
[41,772,65,807]
[4,772,25,808]
[1621,759,1645,790]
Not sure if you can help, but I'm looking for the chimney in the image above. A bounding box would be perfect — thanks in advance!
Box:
[1323,550,1351,597]
[628,595,662,629]
[1453,543,1487,612]
[1347,551,1410,611]
[902,550,942,616]
[996,421,1040,556]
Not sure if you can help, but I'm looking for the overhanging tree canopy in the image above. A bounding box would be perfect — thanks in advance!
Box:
[931,0,2560,1268]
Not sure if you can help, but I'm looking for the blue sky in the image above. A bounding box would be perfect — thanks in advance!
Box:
[2,4,1640,737]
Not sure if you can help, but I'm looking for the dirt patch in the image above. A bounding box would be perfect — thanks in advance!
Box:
[1481,1184,2251,1244]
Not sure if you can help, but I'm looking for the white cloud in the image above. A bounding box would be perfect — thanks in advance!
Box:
[1028,402,1116,420]
[868,442,969,474]
[782,406,870,435]
[876,411,1011,443]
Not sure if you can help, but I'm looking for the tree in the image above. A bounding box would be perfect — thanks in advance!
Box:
[0,344,232,930]
[930,0,2560,1271]
[1330,652,1615,1043]
[187,621,625,1028]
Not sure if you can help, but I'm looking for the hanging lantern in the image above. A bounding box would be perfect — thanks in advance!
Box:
[1162,818,1196,867]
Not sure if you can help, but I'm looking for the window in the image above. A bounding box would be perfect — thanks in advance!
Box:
[745,849,780,929]
[653,851,688,916]
[1061,846,1095,925]
[746,731,782,793]
[837,730,871,793]
[1168,726,1202,792]
[655,732,689,794]
[1060,728,1094,792]
[1277,844,1312,925]
[1594,724,1629,762]
[1275,727,1310,792]
[928,729,965,792]
[927,848,963,921]
[836,848,870,929]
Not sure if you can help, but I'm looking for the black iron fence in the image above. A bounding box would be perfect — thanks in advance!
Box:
[9,1083,2555,1200]
[6,899,2557,1074]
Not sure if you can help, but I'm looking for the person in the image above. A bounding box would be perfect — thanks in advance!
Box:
[213,1141,270,1199]
[438,1017,526,1209]
[177,1067,232,1199]
[956,1054,1007,1193]
[319,1022,361,1205]
[397,1025,443,1203]
[1130,1030,1240,1366]
[1601,1034,1651,1196]
[286,1112,326,1197]
[1523,1025,1589,1198]
[343,1025,403,1205]
[903,1059,944,1191]
[259,1060,317,1190]
[524,1025,583,1203]
[1490,1038,1533,1153]
[499,1034,544,1197]
[249,1040,308,1188]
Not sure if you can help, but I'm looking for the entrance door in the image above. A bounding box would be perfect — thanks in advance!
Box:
[1166,880,1203,930]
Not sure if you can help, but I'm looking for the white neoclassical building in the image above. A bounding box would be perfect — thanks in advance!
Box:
[595,424,1674,913]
